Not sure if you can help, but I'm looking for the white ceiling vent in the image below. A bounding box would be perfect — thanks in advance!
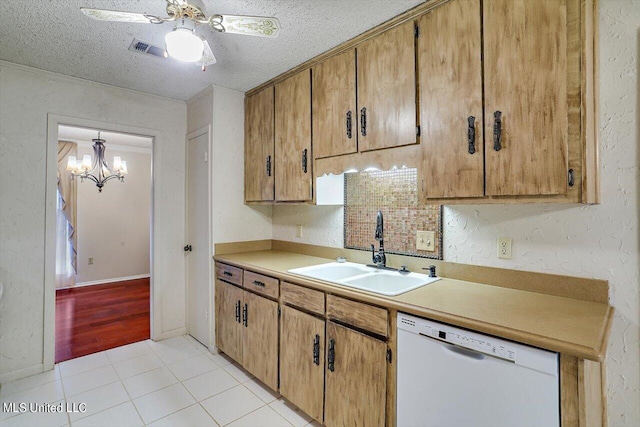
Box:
[128,38,167,59]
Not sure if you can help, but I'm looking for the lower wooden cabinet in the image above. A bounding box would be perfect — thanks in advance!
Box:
[243,291,279,390]
[280,306,325,422]
[215,278,243,362]
[215,276,279,390]
[324,321,387,427]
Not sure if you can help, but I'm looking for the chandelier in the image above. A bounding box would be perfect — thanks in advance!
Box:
[66,132,128,192]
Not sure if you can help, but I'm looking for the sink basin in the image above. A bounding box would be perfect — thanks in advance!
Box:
[287,262,372,281]
[288,262,439,296]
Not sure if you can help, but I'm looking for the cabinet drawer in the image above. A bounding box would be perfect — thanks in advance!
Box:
[281,282,325,315]
[327,294,388,337]
[243,271,279,299]
[216,262,243,286]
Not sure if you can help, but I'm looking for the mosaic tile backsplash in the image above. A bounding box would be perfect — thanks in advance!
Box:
[344,168,442,259]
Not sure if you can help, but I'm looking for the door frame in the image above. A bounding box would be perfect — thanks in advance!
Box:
[44,114,159,370]
[184,125,214,350]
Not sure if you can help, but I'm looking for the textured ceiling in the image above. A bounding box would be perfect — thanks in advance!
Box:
[0,0,424,101]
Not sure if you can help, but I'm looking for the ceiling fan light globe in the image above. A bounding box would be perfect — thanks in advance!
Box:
[165,28,204,62]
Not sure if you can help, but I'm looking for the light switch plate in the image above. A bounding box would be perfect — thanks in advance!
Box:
[416,230,435,251]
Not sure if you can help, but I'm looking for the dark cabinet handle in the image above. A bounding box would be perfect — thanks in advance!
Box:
[313,334,320,366]
[266,155,272,177]
[252,280,265,288]
[327,339,335,372]
[223,271,233,277]
[346,111,353,139]
[360,107,367,136]
[301,149,308,174]
[242,303,248,327]
[493,111,502,151]
[183,245,192,252]
[467,116,476,155]
[235,300,241,323]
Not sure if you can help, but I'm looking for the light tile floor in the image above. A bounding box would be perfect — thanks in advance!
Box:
[0,336,321,427]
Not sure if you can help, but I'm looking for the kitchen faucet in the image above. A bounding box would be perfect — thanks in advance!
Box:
[369,210,387,268]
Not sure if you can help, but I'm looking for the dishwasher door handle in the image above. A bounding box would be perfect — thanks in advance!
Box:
[442,342,486,361]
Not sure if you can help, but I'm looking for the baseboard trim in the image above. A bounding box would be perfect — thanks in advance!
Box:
[61,274,151,289]
[0,363,45,384]
[157,327,187,341]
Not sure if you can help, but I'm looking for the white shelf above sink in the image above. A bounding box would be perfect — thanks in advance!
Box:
[288,262,440,296]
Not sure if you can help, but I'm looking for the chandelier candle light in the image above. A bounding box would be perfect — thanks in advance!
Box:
[66,132,128,192]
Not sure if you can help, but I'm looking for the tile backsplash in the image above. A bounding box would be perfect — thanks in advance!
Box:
[344,168,442,259]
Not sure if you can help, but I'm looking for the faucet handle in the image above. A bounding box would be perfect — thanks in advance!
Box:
[399,265,410,274]
[422,265,436,278]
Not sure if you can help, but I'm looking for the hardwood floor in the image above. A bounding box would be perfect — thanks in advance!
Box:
[55,278,150,363]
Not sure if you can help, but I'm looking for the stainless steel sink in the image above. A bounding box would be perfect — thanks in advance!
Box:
[288,262,439,296]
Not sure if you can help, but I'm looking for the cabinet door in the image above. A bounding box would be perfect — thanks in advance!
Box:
[419,0,484,199]
[484,0,568,196]
[324,322,386,427]
[242,291,279,390]
[280,306,325,423]
[215,279,243,363]
[275,70,312,201]
[245,86,275,202]
[357,21,417,152]
[312,49,358,159]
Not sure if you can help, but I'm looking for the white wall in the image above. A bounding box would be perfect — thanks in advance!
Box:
[0,61,187,381]
[75,146,151,284]
[270,2,640,424]
[211,86,272,245]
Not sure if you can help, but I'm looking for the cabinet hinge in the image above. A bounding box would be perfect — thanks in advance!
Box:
[416,125,421,137]
[414,25,419,39]
[386,349,392,363]
[278,306,281,318]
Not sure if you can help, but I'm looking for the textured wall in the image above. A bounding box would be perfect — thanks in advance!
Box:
[211,86,272,245]
[75,147,151,284]
[0,62,187,379]
[271,1,640,423]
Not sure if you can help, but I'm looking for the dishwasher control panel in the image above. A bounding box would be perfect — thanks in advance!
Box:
[420,323,516,362]
[398,313,517,362]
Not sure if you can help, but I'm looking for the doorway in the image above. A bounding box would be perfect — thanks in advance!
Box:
[186,127,212,347]
[54,125,153,362]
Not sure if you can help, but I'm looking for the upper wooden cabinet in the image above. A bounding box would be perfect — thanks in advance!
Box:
[244,86,275,202]
[275,70,313,201]
[418,0,596,203]
[418,0,484,199]
[357,21,417,152]
[312,49,358,159]
[483,0,569,197]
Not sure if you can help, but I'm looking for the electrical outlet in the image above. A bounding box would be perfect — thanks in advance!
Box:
[497,237,512,259]
[416,230,436,251]
[296,224,303,238]
[88,257,94,265]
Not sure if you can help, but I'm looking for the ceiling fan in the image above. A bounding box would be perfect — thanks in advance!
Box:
[80,0,281,70]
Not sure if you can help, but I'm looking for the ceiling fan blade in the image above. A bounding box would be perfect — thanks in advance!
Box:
[80,8,164,24]
[210,15,281,38]
[201,39,217,66]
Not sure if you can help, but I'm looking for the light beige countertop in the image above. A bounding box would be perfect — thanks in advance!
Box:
[214,249,613,361]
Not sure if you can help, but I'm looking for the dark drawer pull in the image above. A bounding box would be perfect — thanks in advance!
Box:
[493,110,502,152]
[235,300,241,323]
[360,107,367,137]
[327,339,335,372]
[313,334,320,366]
[252,280,266,288]
[467,116,476,154]
[242,303,248,327]
[223,271,233,277]
[346,111,353,139]
[266,155,272,177]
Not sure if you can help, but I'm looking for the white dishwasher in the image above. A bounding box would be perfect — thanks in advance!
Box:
[397,313,559,427]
